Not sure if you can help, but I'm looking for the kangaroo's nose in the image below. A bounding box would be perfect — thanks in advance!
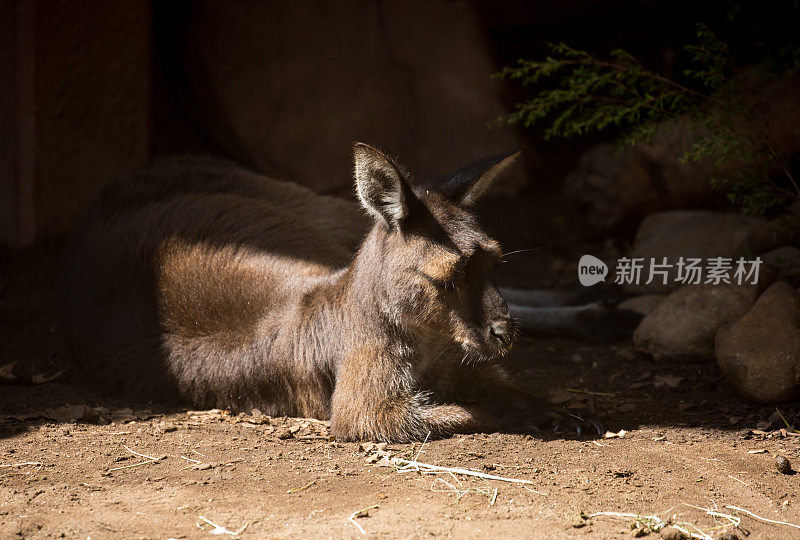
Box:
[489,319,512,346]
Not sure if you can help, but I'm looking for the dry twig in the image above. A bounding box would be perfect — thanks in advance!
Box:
[588,510,717,540]
[727,475,748,486]
[683,503,741,529]
[566,388,614,396]
[106,445,163,473]
[287,480,316,493]
[122,444,157,461]
[774,408,798,433]
[348,504,379,535]
[724,504,800,530]
[196,515,248,536]
[0,461,42,468]
[394,458,533,484]
[522,486,548,496]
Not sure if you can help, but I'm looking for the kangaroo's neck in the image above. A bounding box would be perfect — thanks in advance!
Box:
[294,226,423,370]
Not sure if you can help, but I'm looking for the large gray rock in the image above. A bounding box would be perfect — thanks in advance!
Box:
[623,210,766,294]
[736,212,800,255]
[762,246,800,286]
[716,282,800,403]
[633,285,754,362]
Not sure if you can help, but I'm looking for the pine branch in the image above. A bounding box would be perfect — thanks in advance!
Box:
[494,21,800,216]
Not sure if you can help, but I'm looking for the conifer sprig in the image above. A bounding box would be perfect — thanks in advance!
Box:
[495,23,799,216]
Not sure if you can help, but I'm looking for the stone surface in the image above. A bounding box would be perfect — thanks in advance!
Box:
[623,210,766,294]
[716,282,800,403]
[565,71,800,231]
[737,212,800,255]
[762,246,800,286]
[565,124,716,231]
[158,0,524,194]
[616,294,665,316]
[633,285,754,362]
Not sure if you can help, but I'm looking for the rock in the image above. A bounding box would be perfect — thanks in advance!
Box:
[359,442,388,453]
[42,405,90,423]
[617,294,665,316]
[775,455,793,474]
[762,246,800,286]
[736,213,799,255]
[565,125,716,231]
[275,427,295,440]
[716,282,800,403]
[660,527,686,540]
[565,72,800,231]
[623,210,767,294]
[634,285,754,362]
[162,0,525,194]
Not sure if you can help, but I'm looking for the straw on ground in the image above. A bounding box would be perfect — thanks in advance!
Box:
[106,445,163,473]
[348,504,380,535]
[196,515,248,536]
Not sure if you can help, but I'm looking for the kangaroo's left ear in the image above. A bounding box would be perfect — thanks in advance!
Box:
[429,151,521,207]
[353,142,419,230]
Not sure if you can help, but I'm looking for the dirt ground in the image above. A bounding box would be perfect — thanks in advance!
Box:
[2,196,800,539]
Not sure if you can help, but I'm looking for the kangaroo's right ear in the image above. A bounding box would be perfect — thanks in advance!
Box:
[353,143,416,230]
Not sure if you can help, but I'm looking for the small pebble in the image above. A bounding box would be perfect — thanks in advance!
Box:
[660,526,685,540]
[776,455,793,474]
[716,533,739,540]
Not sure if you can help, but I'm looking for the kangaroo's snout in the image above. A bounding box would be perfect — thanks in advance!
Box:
[488,318,514,348]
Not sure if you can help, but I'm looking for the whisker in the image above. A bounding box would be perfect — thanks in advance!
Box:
[501,247,542,260]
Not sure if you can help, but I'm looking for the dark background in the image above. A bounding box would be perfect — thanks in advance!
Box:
[2,0,772,248]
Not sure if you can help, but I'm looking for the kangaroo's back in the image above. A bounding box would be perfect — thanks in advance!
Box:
[61,156,367,409]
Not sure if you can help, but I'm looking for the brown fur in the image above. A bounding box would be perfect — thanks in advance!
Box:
[60,147,539,442]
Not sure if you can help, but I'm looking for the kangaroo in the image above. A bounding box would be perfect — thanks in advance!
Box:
[60,145,605,441]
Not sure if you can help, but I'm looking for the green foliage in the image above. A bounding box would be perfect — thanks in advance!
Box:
[495,20,800,217]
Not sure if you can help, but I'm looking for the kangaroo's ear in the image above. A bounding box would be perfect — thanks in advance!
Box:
[353,143,416,229]
[433,151,521,207]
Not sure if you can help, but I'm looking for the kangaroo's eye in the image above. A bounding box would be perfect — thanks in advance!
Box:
[440,279,457,291]
[415,269,455,290]
[437,269,462,290]
[447,260,469,286]
[432,267,463,291]
[415,253,466,290]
